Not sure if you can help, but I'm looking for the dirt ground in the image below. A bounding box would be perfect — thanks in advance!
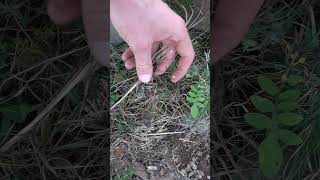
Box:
[111,125,210,180]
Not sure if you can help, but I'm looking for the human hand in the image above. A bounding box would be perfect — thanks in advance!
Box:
[47,0,109,66]
[212,0,264,63]
[111,0,195,83]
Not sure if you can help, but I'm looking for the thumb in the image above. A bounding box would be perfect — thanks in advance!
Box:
[132,45,153,83]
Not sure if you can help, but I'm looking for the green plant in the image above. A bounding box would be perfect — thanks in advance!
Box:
[244,75,304,177]
[115,118,136,134]
[186,84,207,118]
[111,167,134,180]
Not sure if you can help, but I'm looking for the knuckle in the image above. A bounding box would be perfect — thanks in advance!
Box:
[136,62,152,68]
[174,68,186,77]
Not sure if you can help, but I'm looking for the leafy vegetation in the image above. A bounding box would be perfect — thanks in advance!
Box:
[111,167,134,180]
[212,1,320,179]
[245,75,304,176]
[186,84,207,118]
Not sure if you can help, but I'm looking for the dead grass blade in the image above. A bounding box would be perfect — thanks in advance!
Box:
[0,61,96,153]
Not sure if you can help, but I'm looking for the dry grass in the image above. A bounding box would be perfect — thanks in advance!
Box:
[110,0,210,179]
[211,0,320,179]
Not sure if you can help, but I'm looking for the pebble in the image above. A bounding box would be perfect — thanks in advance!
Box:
[186,164,191,172]
[197,151,202,156]
[160,168,165,176]
[191,161,197,170]
[147,166,158,171]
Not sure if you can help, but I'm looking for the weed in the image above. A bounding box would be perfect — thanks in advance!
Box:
[244,74,304,177]
[186,84,207,118]
[111,167,134,180]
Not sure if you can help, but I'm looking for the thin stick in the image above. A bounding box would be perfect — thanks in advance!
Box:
[0,46,88,91]
[146,131,185,136]
[110,47,168,110]
[110,80,141,110]
[0,61,95,153]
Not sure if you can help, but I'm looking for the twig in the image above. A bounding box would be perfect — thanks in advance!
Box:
[0,46,88,91]
[146,131,185,136]
[110,80,141,110]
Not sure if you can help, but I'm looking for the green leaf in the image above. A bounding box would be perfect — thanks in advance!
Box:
[198,85,205,89]
[191,104,199,118]
[188,91,196,98]
[194,102,204,108]
[272,129,303,145]
[116,122,125,133]
[127,168,134,177]
[250,95,275,112]
[259,136,283,177]
[0,103,32,123]
[287,75,304,86]
[244,113,275,129]
[197,90,205,94]
[191,85,197,91]
[186,96,195,103]
[257,75,280,96]
[278,102,297,112]
[278,89,301,102]
[196,97,205,102]
[278,113,303,126]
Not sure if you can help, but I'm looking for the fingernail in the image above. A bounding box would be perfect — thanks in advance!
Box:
[171,75,177,83]
[139,74,151,83]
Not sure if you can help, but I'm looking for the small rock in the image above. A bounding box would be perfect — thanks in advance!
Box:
[207,176,210,179]
[191,162,197,170]
[188,171,195,177]
[186,164,191,172]
[192,157,197,162]
[147,166,158,171]
[197,171,204,179]
[160,168,165,176]
[197,151,202,156]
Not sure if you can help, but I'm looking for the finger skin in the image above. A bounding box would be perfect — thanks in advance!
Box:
[132,44,153,83]
[81,0,109,67]
[122,42,160,70]
[212,0,264,63]
[47,0,81,25]
[171,30,195,83]
[154,45,176,76]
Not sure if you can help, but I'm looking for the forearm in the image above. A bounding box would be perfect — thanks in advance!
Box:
[211,0,264,63]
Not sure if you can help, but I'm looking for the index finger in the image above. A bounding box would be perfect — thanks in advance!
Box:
[171,29,195,83]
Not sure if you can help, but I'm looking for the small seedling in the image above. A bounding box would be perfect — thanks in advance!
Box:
[244,75,304,177]
[115,119,136,134]
[111,167,134,180]
[186,84,207,118]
